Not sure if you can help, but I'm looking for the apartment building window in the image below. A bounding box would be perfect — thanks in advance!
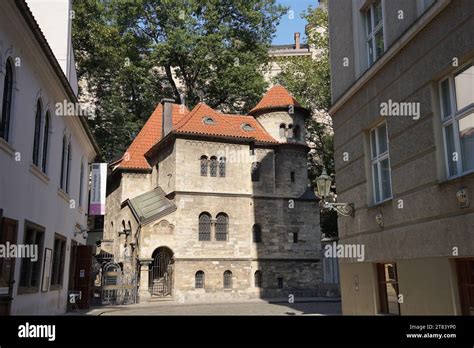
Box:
[1,58,14,141]
[365,0,384,66]
[32,99,42,166]
[440,63,474,178]
[19,222,44,293]
[79,162,84,208]
[41,111,50,173]
[50,234,66,289]
[377,263,400,315]
[370,122,392,204]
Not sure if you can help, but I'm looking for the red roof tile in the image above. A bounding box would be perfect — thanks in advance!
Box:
[249,84,302,115]
[117,103,188,170]
[173,102,277,143]
[115,85,306,170]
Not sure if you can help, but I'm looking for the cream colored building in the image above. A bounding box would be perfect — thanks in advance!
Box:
[103,85,323,303]
[0,0,99,314]
[328,0,474,315]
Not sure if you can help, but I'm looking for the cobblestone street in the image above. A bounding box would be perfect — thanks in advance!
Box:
[74,298,341,316]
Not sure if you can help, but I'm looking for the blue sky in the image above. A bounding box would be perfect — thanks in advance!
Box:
[273,0,319,45]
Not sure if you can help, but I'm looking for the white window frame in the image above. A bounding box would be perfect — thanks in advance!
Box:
[370,122,392,204]
[440,61,474,179]
[365,0,385,67]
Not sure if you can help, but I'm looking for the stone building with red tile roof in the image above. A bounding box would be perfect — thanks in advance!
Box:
[103,85,322,302]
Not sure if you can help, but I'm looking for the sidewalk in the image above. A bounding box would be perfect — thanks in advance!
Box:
[65,296,341,316]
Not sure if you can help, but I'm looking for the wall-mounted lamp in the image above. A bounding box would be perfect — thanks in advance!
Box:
[316,168,354,217]
[456,187,470,209]
[74,228,88,240]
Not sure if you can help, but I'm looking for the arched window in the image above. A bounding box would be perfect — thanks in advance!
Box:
[60,135,67,190]
[279,123,286,138]
[41,111,50,173]
[251,161,260,182]
[195,271,205,289]
[254,270,262,288]
[287,124,294,138]
[1,59,14,141]
[200,155,208,176]
[32,99,42,166]
[66,142,72,193]
[198,212,211,241]
[79,161,84,207]
[252,224,262,243]
[293,125,301,140]
[215,213,228,241]
[223,270,232,289]
[219,157,226,177]
[210,156,217,177]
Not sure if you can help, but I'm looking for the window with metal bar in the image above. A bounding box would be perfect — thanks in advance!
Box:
[200,155,208,176]
[219,157,226,177]
[210,156,217,177]
[215,213,228,241]
[223,270,232,289]
[195,271,205,289]
[198,212,211,241]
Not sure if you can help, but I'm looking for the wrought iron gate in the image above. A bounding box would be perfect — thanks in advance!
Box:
[150,248,174,297]
[100,261,138,305]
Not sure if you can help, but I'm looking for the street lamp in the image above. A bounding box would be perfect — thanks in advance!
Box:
[316,167,354,217]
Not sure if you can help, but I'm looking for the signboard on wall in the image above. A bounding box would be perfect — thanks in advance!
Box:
[89,163,107,215]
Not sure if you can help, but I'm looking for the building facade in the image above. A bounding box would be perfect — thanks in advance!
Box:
[0,0,99,314]
[328,0,474,314]
[103,85,322,303]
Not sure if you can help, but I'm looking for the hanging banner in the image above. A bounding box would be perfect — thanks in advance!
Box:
[89,163,107,215]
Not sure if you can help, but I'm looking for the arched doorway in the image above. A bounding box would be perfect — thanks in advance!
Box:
[149,247,174,297]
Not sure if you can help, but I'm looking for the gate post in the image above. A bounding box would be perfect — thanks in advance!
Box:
[138,258,153,303]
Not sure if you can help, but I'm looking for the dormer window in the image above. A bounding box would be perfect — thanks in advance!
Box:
[203,117,215,125]
[241,123,255,131]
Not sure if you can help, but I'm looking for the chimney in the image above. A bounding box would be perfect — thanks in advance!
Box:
[294,32,301,50]
[161,98,175,139]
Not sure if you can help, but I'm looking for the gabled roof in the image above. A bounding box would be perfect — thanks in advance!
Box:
[172,102,278,143]
[248,84,303,115]
[126,187,177,224]
[115,103,188,170]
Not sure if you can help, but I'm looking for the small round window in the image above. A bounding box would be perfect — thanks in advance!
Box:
[203,117,215,125]
[241,123,255,131]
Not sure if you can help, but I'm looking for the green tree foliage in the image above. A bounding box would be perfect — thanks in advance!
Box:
[72,0,287,160]
[274,1,338,237]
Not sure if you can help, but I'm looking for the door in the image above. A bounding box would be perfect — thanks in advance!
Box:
[0,217,18,315]
[150,247,174,297]
[73,245,93,309]
[456,259,474,315]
